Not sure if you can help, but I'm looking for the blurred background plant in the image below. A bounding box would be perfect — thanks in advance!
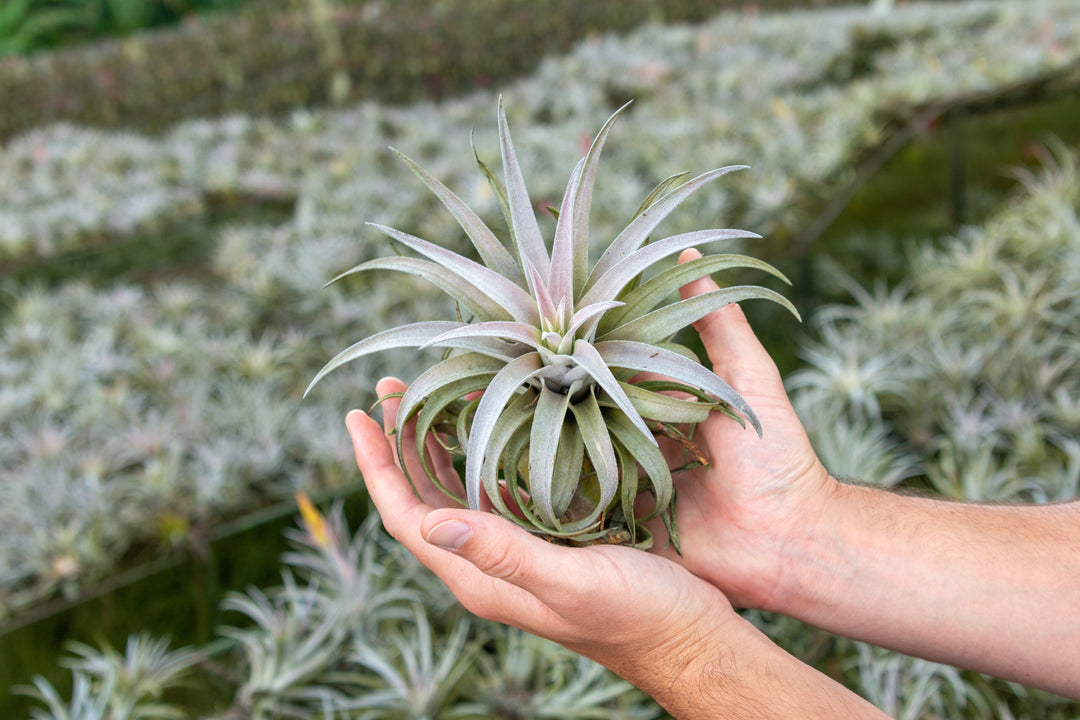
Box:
[15,501,654,719]
[2,0,1080,717]
[17,633,202,720]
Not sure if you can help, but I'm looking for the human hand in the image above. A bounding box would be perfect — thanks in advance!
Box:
[345,378,740,690]
[646,249,837,613]
[346,383,886,718]
[657,255,1080,700]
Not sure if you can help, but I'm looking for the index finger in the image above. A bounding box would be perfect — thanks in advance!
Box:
[346,409,434,546]
[374,377,468,508]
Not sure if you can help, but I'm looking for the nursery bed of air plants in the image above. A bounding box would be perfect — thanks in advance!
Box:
[4,1,1080,717]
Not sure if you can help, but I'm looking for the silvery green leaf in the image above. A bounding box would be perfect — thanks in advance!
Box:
[587,165,748,288]
[630,171,691,222]
[528,385,573,527]
[368,222,539,325]
[349,609,473,717]
[595,339,761,436]
[465,352,544,509]
[571,100,632,296]
[325,256,511,322]
[500,417,598,537]
[570,340,656,445]
[550,420,585,520]
[599,286,800,345]
[558,300,624,353]
[614,436,642,544]
[549,157,584,307]
[579,229,762,308]
[423,321,542,355]
[435,337,531,362]
[524,257,559,327]
[397,351,507,441]
[497,410,541,527]
[498,97,550,280]
[656,340,701,362]
[471,130,513,238]
[413,374,496,502]
[613,381,715,425]
[304,321,466,396]
[390,148,522,282]
[478,394,540,528]
[569,392,619,521]
[454,395,482,460]
[606,407,674,521]
[632,379,743,428]
[601,253,791,332]
[663,489,681,555]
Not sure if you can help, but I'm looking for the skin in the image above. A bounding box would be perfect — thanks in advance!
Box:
[345,249,1080,715]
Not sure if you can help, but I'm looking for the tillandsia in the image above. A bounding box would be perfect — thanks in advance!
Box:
[307,98,798,551]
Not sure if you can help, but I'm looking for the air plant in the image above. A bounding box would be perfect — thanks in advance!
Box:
[220,578,350,719]
[347,607,475,720]
[18,634,200,720]
[306,98,798,551]
[455,626,660,719]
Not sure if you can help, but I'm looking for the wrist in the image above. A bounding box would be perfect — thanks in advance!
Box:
[615,610,766,718]
[747,464,844,616]
[622,610,887,719]
[765,474,860,618]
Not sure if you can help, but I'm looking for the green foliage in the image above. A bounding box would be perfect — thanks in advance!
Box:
[0,0,247,58]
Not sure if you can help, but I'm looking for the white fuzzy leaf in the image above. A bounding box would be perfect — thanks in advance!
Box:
[587,165,748,288]
[305,321,465,396]
[498,97,550,280]
[368,222,539,324]
[391,148,522,282]
[579,229,761,308]
[594,339,761,436]
[571,340,656,445]
[465,352,544,509]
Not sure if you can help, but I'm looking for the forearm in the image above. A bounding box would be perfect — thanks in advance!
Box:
[774,481,1080,697]
[605,611,888,719]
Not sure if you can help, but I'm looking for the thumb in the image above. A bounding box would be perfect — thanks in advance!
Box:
[677,248,781,386]
[419,508,594,614]
[421,509,543,585]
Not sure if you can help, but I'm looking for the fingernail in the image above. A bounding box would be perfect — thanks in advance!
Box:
[425,520,472,552]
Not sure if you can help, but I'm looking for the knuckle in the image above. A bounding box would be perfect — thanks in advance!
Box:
[475,539,529,582]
